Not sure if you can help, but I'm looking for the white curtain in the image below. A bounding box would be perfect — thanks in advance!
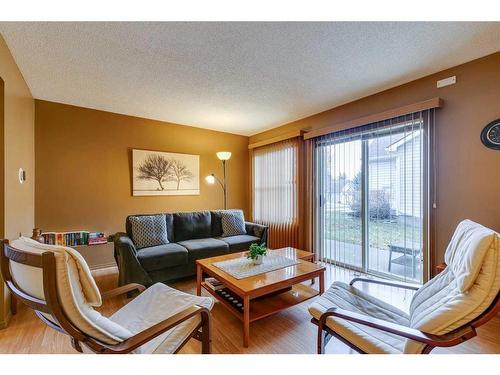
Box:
[253,138,299,248]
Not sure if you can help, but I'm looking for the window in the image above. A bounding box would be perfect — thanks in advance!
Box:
[253,138,299,248]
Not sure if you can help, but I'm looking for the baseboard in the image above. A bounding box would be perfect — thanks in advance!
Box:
[89,262,117,271]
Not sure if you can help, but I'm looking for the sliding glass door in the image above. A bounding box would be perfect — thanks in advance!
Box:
[315,117,427,283]
[316,136,363,269]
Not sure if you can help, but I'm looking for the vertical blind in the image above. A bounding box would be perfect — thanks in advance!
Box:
[314,109,434,283]
[253,138,299,249]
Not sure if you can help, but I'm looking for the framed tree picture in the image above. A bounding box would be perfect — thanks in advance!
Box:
[132,149,200,196]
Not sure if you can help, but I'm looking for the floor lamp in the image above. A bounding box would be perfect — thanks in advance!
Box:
[205,151,231,209]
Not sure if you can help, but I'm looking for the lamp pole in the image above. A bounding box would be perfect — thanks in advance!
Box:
[222,159,227,210]
[208,173,227,210]
[206,151,231,210]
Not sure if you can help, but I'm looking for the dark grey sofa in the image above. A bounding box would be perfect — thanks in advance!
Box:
[114,210,268,286]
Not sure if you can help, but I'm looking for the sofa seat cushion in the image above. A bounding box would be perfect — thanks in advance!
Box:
[178,238,229,262]
[220,234,260,252]
[308,281,410,354]
[137,243,188,272]
[106,283,214,354]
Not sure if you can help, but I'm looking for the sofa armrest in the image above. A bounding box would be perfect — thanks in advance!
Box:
[245,222,268,246]
[114,232,152,287]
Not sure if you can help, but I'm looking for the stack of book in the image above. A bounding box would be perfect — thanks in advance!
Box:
[42,231,89,246]
[41,231,108,246]
[205,277,225,291]
[88,232,108,245]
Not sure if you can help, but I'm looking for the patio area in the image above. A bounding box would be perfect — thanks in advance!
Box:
[321,210,423,282]
[321,239,423,282]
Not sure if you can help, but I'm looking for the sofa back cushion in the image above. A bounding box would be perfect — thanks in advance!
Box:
[211,210,247,237]
[210,211,224,237]
[221,210,246,237]
[129,215,169,250]
[126,213,174,243]
[174,211,212,242]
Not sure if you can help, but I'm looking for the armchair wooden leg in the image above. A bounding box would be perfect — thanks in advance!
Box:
[421,345,434,354]
[10,293,17,315]
[318,326,328,354]
[201,310,211,354]
[196,264,202,296]
[71,338,83,353]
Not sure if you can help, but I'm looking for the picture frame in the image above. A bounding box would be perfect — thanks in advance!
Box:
[132,149,200,196]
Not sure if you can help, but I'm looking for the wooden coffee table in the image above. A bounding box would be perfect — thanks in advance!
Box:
[196,247,325,347]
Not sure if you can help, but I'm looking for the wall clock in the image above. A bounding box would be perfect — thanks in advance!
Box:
[480,119,500,150]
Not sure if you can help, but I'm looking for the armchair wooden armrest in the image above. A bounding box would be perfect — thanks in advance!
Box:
[94,304,211,354]
[318,307,476,347]
[101,283,146,300]
[349,277,420,291]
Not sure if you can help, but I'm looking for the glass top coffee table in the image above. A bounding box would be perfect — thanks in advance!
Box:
[196,247,325,347]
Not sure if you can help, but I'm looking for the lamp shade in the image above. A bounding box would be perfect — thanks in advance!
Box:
[216,151,232,161]
[205,175,216,184]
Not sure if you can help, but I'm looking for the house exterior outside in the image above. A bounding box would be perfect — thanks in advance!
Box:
[368,129,422,220]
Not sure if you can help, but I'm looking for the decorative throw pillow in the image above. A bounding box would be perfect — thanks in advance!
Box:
[129,215,169,249]
[221,210,246,237]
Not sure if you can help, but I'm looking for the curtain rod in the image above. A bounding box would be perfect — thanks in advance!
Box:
[248,129,305,149]
[303,97,442,140]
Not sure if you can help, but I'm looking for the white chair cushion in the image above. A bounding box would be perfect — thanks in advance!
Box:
[444,219,497,292]
[407,223,499,353]
[13,237,101,304]
[308,282,410,354]
[309,220,499,354]
[108,283,214,354]
[10,237,132,345]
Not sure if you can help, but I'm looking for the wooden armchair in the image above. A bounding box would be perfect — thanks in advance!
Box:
[309,219,500,354]
[1,238,212,354]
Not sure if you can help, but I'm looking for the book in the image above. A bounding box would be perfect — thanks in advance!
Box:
[205,277,225,291]
[88,232,108,245]
[41,230,95,247]
[88,237,108,245]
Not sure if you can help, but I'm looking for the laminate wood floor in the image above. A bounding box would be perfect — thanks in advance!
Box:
[0,265,498,354]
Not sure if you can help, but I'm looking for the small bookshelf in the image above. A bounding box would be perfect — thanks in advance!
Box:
[42,231,108,247]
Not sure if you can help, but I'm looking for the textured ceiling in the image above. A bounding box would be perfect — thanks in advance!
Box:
[1,22,499,135]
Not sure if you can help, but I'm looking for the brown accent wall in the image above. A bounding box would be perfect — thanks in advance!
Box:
[0,75,5,329]
[0,78,4,239]
[250,52,500,268]
[35,100,249,238]
[0,34,35,328]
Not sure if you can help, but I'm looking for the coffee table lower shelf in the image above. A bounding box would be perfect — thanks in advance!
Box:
[201,282,319,323]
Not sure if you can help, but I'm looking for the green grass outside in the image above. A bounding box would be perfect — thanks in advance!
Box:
[324,210,421,250]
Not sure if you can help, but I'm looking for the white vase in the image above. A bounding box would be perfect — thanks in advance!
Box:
[253,255,263,265]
